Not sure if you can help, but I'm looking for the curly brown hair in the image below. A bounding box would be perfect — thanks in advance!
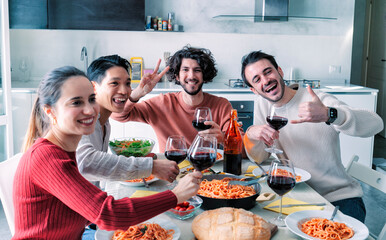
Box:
[166,45,218,84]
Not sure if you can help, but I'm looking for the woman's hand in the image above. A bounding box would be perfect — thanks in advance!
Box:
[172,171,203,204]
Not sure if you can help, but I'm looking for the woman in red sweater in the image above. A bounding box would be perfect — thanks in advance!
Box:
[13,66,202,239]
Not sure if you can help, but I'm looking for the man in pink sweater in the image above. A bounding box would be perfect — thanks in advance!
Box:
[112,46,234,152]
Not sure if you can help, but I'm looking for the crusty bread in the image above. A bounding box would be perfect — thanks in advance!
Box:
[192,207,271,240]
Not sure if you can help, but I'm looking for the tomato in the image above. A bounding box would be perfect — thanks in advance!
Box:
[174,206,180,211]
[187,205,194,210]
[183,201,189,207]
[179,207,186,211]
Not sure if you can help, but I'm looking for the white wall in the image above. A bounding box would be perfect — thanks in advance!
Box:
[10,30,352,85]
[9,0,355,86]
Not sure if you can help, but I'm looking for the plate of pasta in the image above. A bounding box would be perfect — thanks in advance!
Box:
[285,210,369,240]
[119,175,159,187]
[252,166,311,183]
[95,215,181,240]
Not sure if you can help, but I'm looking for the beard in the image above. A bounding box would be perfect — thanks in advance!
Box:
[260,77,286,103]
[181,81,204,96]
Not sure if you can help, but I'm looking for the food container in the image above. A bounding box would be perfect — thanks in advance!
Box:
[109,137,155,157]
[166,196,203,220]
[198,174,261,210]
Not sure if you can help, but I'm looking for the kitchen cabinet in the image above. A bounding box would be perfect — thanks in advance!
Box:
[11,90,36,153]
[9,0,145,30]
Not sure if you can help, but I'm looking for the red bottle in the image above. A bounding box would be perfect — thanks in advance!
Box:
[224,109,243,175]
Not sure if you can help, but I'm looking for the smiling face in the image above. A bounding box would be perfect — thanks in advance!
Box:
[177,58,204,96]
[50,76,99,137]
[244,59,286,103]
[93,66,131,114]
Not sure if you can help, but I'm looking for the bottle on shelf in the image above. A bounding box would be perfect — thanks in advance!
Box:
[223,109,243,175]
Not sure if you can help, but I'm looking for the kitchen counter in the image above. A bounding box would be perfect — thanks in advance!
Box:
[11,79,379,94]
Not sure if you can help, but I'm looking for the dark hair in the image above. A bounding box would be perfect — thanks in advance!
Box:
[241,51,279,87]
[87,55,131,83]
[22,66,87,152]
[166,45,218,84]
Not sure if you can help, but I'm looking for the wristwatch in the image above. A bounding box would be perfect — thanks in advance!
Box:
[325,107,338,125]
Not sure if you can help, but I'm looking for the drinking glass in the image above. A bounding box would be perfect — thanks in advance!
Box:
[165,135,188,164]
[187,134,217,172]
[192,107,212,131]
[267,159,296,226]
[265,104,288,154]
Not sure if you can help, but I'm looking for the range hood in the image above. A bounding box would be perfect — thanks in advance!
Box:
[212,0,337,22]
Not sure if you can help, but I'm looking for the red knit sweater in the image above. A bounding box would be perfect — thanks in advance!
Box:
[13,138,177,239]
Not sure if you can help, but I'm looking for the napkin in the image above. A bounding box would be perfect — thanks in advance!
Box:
[130,190,158,198]
[178,159,191,169]
[246,165,258,174]
[264,197,324,215]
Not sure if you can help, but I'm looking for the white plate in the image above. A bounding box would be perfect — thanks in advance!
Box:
[285,210,369,240]
[252,166,311,183]
[119,177,159,187]
[95,215,181,240]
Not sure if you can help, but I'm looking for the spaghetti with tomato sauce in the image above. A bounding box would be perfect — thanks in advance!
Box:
[301,218,354,240]
[198,177,256,199]
[125,175,155,183]
[112,222,174,240]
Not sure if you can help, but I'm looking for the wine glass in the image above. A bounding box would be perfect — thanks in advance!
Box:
[19,58,30,82]
[165,135,188,164]
[265,104,288,154]
[187,134,217,172]
[267,159,296,226]
[192,107,212,131]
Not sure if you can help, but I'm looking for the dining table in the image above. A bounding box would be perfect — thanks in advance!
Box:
[103,155,372,240]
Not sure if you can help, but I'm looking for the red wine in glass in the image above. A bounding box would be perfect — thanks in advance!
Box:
[266,116,288,130]
[267,175,296,196]
[165,150,187,164]
[188,152,216,171]
[192,120,212,131]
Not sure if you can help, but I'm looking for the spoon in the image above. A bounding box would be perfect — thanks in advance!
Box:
[330,205,340,221]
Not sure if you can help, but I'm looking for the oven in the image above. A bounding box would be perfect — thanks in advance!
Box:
[229,100,254,132]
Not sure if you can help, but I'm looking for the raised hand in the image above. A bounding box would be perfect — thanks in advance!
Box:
[291,85,329,124]
[130,59,170,102]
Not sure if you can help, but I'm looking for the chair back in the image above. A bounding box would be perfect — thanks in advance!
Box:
[346,155,386,194]
[0,153,23,236]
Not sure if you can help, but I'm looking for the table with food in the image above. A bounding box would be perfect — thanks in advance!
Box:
[97,141,371,240]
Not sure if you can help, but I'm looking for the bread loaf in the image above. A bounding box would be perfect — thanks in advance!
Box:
[192,207,271,240]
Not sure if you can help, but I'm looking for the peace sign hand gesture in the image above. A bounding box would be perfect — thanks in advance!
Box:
[291,85,329,124]
[130,59,170,102]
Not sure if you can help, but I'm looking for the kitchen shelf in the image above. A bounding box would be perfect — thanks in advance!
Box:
[212,15,337,21]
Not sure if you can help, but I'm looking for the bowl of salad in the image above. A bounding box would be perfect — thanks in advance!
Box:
[109,137,155,157]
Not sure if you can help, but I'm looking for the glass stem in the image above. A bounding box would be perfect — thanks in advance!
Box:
[271,139,277,151]
[279,196,283,218]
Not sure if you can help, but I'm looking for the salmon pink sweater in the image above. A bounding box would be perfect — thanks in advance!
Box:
[13,138,177,240]
[111,92,233,151]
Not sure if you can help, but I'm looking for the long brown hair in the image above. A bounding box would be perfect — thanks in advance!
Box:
[21,66,87,152]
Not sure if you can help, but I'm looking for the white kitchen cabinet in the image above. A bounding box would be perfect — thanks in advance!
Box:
[11,91,36,153]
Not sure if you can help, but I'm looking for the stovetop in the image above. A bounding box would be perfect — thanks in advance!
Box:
[224,79,248,88]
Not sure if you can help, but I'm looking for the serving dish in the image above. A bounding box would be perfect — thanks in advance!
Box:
[197,174,261,210]
[109,137,155,157]
[285,210,369,240]
[95,215,181,240]
[252,166,311,183]
[166,196,203,220]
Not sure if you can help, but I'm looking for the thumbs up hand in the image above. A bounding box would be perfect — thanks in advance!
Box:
[291,85,329,124]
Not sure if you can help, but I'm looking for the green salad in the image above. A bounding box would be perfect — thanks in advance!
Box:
[109,139,153,157]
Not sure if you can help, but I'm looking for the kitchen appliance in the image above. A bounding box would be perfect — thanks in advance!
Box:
[229,100,254,132]
[225,79,248,88]
[283,79,320,89]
